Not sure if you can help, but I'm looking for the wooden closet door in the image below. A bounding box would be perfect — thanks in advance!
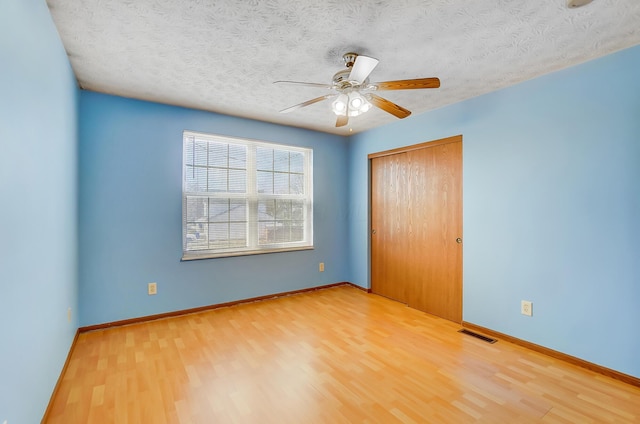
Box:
[370,136,462,323]
[370,152,410,304]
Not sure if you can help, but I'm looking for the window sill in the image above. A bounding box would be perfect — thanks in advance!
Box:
[181,245,314,261]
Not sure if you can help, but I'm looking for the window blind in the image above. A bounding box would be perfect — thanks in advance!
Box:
[182,131,313,259]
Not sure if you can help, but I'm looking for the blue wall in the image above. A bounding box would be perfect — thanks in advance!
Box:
[348,45,640,378]
[1,2,638,419]
[78,92,350,326]
[0,0,79,422]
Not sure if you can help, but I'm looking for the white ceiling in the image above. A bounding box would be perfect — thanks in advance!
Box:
[47,0,640,135]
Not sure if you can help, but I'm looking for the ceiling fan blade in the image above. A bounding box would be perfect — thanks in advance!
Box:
[279,94,335,113]
[368,94,412,119]
[372,77,440,90]
[273,81,334,89]
[348,55,379,84]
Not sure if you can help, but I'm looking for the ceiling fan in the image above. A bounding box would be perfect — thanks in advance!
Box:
[274,52,440,128]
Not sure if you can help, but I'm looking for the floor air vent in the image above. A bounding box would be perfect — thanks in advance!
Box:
[458,328,497,344]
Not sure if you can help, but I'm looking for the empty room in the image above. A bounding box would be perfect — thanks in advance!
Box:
[2,0,640,422]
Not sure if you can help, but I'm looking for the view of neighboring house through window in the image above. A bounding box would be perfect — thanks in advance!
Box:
[182,131,313,259]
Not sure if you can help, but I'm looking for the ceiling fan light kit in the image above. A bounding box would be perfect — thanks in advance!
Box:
[275,52,441,128]
[332,92,372,117]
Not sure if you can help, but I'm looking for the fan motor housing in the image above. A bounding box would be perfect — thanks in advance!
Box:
[332,69,351,85]
[333,69,369,90]
[332,52,369,89]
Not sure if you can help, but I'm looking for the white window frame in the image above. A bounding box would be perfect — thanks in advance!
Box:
[182,130,313,260]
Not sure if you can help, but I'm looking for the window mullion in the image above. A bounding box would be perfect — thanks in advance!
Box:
[304,151,313,243]
[247,144,258,249]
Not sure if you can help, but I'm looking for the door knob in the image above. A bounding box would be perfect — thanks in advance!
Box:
[456,237,462,244]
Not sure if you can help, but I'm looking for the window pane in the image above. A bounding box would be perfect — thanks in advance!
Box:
[208,142,227,167]
[185,166,207,192]
[209,199,229,222]
[228,169,246,193]
[275,221,291,243]
[275,199,291,220]
[258,199,276,220]
[208,168,227,192]
[257,171,273,194]
[274,172,289,194]
[290,173,304,194]
[229,223,247,247]
[259,221,275,244]
[229,144,247,169]
[257,147,273,171]
[184,137,194,166]
[194,140,208,166]
[290,152,304,173]
[186,197,208,222]
[291,221,304,242]
[274,149,289,172]
[291,200,304,220]
[209,223,229,247]
[229,199,246,221]
[186,223,209,250]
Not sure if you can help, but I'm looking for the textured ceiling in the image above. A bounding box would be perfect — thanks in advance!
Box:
[47,0,640,135]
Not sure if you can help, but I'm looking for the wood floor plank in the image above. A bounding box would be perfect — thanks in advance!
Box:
[45,286,640,423]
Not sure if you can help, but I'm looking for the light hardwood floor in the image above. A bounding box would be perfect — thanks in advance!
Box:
[45,286,640,423]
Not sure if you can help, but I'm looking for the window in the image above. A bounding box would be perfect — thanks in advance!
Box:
[182,131,313,259]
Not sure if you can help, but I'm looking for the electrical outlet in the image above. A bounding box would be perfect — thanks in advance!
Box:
[67,307,72,323]
[148,282,157,295]
[319,262,325,272]
[521,300,533,317]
